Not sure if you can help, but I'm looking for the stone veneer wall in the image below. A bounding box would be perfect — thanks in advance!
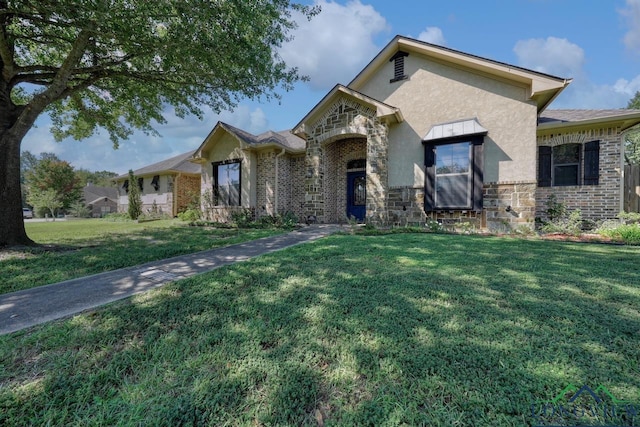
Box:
[324,138,366,223]
[387,182,536,231]
[305,99,389,224]
[536,126,623,221]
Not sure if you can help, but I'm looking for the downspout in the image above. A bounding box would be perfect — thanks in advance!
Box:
[620,129,630,214]
[275,148,286,215]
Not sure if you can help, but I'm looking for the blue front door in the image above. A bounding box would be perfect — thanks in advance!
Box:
[346,171,366,222]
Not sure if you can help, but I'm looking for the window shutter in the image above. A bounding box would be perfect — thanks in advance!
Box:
[538,146,552,187]
[424,144,435,211]
[583,140,600,185]
[472,141,484,212]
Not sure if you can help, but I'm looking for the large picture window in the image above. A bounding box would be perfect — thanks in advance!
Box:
[435,142,471,208]
[424,136,484,212]
[213,160,241,206]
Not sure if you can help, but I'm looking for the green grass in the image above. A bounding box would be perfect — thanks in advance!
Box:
[0,219,284,294]
[1,233,639,426]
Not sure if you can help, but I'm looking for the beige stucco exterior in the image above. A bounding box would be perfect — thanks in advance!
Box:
[198,132,257,210]
[358,52,539,187]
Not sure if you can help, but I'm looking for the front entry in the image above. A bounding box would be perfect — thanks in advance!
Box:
[346,171,366,221]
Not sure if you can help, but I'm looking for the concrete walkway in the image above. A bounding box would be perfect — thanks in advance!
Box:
[0,225,343,335]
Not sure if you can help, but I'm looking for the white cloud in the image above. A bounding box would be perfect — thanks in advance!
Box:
[279,0,389,90]
[513,36,584,78]
[620,0,640,54]
[512,36,638,108]
[417,27,446,46]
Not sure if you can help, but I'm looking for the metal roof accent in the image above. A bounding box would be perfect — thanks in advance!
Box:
[423,118,488,141]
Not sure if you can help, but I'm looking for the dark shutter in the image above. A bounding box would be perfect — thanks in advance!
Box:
[538,146,552,187]
[583,140,600,185]
[424,144,435,211]
[472,141,484,212]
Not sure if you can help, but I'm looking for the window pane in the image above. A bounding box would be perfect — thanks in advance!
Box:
[436,143,470,174]
[353,176,366,206]
[554,165,579,186]
[216,162,241,206]
[436,174,469,207]
[553,144,579,164]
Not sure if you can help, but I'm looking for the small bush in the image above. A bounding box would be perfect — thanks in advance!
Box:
[540,209,583,236]
[231,209,255,228]
[177,208,201,222]
[425,219,445,233]
[102,212,131,222]
[599,223,640,244]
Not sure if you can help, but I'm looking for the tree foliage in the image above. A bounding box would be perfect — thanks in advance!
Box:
[626,91,640,165]
[127,170,142,220]
[1,0,316,246]
[27,188,62,220]
[25,157,81,210]
[75,168,118,188]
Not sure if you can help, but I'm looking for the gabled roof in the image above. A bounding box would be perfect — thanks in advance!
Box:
[349,35,571,114]
[192,121,305,162]
[115,150,200,179]
[292,84,403,138]
[538,109,640,132]
[83,185,117,204]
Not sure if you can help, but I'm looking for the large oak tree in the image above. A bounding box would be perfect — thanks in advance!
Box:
[0,0,315,246]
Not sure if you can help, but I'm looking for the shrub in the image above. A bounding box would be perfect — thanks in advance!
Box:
[102,212,131,222]
[599,223,640,244]
[177,208,201,222]
[231,209,255,228]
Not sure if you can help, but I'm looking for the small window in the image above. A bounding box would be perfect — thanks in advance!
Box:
[389,51,409,83]
[347,159,366,170]
[137,177,144,191]
[151,175,160,191]
[352,176,366,206]
[538,141,599,187]
[122,180,129,194]
[213,160,241,206]
[553,144,580,186]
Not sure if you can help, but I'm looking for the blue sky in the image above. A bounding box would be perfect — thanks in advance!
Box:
[21,0,640,175]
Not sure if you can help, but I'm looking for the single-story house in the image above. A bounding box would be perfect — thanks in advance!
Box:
[82,184,117,217]
[191,35,640,230]
[115,150,201,217]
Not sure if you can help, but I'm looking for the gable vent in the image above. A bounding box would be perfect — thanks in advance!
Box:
[390,51,409,83]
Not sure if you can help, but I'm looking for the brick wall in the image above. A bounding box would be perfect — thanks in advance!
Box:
[536,127,622,221]
[175,174,200,215]
[256,150,277,216]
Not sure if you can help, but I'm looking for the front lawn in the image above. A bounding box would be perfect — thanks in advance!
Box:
[0,219,284,294]
[1,233,639,426]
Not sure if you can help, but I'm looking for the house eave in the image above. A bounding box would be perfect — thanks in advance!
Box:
[349,35,570,114]
[537,112,640,133]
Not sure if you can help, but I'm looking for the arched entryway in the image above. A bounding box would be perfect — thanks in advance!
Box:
[323,138,366,223]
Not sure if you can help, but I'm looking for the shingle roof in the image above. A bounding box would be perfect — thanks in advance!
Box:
[219,122,305,151]
[116,150,200,179]
[83,185,118,204]
[539,109,640,124]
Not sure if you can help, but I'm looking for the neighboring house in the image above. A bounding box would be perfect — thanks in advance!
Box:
[115,151,200,217]
[83,184,117,217]
[192,35,640,230]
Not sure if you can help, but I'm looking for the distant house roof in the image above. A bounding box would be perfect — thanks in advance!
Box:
[193,121,305,162]
[538,109,640,132]
[115,150,200,180]
[83,185,118,204]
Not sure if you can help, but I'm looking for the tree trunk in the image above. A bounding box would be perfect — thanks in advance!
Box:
[0,131,33,246]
